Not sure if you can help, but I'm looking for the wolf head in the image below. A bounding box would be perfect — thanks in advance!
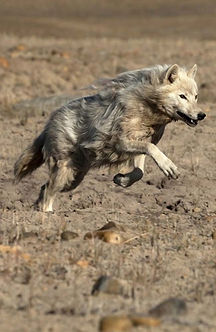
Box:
[159,64,206,127]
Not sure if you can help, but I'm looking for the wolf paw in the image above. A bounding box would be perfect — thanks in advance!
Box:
[113,173,131,187]
[113,168,144,188]
[159,159,180,179]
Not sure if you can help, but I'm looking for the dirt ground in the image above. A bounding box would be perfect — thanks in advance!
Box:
[1,1,216,331]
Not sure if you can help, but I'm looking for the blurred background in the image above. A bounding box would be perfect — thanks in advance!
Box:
[0,0,216,40]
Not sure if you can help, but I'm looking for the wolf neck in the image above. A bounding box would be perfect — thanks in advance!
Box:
[120,84,171,128]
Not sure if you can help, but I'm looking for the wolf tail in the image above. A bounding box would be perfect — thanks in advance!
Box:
[14,131,46,183]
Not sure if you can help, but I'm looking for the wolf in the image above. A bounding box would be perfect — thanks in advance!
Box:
[14,64,206,212]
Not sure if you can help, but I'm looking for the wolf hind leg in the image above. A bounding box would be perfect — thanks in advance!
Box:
[113,154,146,188]
[36,159,88,212]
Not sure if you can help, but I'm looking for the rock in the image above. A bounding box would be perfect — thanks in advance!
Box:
[45,232,57,243]
[0,57,9,68]
[76,260,89,268]
[84,230,123,244]
[212,231,216,240]
[99,315,161,331]
[61,231,78,241]
[99,221,118,231]
[12,265,31,284]
[100,231,122,244]
[205,215,216,222]
[84,221,125,243]
[193,207,201,213]
[84,222,143,244]
[149,297,187,318]
[52,265,67,280]
[99,316,132,332]
[44,265,67,280]
[92,276,125,296]
[22,231,38,239]
[130,316,161,327]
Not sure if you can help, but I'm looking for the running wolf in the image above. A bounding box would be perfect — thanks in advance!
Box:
[14,64,206,212]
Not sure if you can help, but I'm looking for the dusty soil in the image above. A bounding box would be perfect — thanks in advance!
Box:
[1,1,216,331]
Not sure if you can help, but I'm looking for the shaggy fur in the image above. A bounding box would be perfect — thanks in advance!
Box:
[14,64,206,211]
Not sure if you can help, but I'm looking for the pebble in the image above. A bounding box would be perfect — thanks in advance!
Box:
[100,231,122,244]
[84,230,123,244]
[149,297,187,317]
[0,57,9,68]
[211,231,216,240]
[99,315,161,331]
[193,207,201,213]
[99,316,132,332]
[22,231,38,239]
[76,259,89,268]
[84,222,128,244]
[130,316,160,327]
[99,221,118,231]
[61,231,78,241]
[12,265,31,284]
[92,276,125,296]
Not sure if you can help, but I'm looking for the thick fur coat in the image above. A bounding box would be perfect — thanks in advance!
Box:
[14,64,206,211]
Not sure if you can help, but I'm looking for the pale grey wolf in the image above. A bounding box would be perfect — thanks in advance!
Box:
[14,64,206,212]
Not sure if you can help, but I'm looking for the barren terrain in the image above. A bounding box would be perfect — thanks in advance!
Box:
[1,1,216,331]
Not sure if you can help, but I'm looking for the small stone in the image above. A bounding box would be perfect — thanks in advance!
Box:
[212,231,216,240]
[130,316,161,327]
[100,231,122,244]
[206,215,216,222]
[61,231,78,241]
[22,231,38,239]
[193,207,201,213]
[12,266,31,284]
[149,298,187,317]
[99,316,132,332]
[92,276,125,296]
[0,57,9,68]
[76,260,89,268]
[84,230,123,244]
[84,222,127,244]
[52,265,67,280]
[99,222,118,231]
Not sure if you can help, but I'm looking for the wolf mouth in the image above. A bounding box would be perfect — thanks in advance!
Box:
[177,111,198,127]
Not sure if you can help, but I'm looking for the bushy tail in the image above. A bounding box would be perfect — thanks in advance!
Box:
[14,131,46,183]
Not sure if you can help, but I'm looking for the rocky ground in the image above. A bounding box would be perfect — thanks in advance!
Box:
[1,1,216,331]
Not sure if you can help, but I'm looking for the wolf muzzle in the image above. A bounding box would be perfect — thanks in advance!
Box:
[197,112,206,121]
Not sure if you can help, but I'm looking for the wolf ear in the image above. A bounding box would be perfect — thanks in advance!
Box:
[164,64,179,83]
[187,64,197,78]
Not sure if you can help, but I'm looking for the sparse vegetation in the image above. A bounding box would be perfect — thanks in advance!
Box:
[1,1,216,331]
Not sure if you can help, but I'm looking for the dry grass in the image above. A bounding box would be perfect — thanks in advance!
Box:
[1,2,216,330]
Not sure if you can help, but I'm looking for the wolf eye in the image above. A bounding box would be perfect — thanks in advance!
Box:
[195,95,198,100]
[179,94,187,100]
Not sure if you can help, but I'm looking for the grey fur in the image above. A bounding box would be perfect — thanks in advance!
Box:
[14,64,205,211]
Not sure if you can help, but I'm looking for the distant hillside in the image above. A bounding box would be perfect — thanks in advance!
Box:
[0,0,215,39]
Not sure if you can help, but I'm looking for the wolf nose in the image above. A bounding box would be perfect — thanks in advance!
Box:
[197,112,206,120]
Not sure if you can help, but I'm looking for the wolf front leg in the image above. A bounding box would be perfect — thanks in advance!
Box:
[114,125,167,187]
[113,155,146,187]
[151,124,165,145]
[116,140,180,179]
[146,143,179,178]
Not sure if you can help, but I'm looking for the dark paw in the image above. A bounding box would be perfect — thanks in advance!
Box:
[113,168,144,188]
[113,173,131,188]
